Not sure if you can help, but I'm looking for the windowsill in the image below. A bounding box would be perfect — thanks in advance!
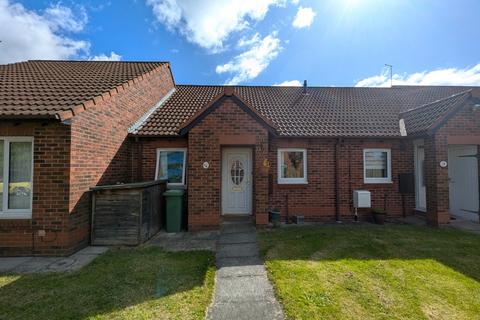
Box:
[363,180,393,184]
[0,212,32,220]
[278,180,308,185]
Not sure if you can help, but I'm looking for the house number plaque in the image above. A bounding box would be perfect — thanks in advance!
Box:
[439,161,447,168]
[203,161,210,169]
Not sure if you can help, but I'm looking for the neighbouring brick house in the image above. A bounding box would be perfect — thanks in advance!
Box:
[0,61,175,255]
[1,60,479,256]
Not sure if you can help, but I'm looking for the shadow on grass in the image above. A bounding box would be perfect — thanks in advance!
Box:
[258,224,480,282]
[258,224,480,320]
[0,246,215,320]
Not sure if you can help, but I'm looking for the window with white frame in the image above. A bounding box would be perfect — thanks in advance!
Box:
[155,148,187,185]
[278,148,307,184]
[0,137,34,219]
[363,149,392,183]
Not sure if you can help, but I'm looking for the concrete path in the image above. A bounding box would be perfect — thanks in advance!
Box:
[449,217,480,235]
[207,220,284,320]
[0,246,108,274]
[148,230,219,251]
[398,215,480,235]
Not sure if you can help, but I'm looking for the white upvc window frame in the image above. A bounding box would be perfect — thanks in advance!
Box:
[277,148,308,184]
[155,148,187,186]
[363,148,392,184]
[0,136,34,219]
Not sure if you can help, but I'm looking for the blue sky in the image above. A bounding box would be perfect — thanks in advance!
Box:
[1,0,480,87]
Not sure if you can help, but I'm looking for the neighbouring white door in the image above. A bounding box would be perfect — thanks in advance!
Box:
[448,145,479,222]
[222,148,252,215]
[415,144,427,211]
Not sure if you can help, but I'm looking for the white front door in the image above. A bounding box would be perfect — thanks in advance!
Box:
[415,143,427,211]
[222,148,252,215]
[448,145,479,222]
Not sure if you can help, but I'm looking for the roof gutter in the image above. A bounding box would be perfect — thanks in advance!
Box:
[0,114,58,120]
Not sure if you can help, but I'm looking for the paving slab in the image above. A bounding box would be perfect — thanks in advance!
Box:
[0,257,32,273]
[214,275,275,302]
[218,232,256,245]
[207,221,284,320]
[216,256,263,268]
[449,219,480,234]
[220,224,256,234]
[217,264,267,278]
[208,300,284,320]
[0,246,108,274]
[217,243,259,258]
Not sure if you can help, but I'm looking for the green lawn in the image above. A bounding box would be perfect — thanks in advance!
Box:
[258,224,480,320]
[0,247,215,320]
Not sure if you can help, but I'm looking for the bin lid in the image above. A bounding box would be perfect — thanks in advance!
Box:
[163,189,185,196]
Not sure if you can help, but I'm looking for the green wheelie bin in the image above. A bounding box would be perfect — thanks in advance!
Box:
[163,189,185,232]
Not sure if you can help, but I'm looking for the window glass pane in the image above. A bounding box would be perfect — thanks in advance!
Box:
[157,151,185,184]
[8,141,32,210]
[0,140,3,210]
[281,151,304,178]
[365,151,388,178]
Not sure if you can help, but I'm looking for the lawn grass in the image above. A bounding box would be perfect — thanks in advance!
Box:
[258,224,480,320]
[0,246,215,320]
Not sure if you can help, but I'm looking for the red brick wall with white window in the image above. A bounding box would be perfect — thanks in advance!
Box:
[0,121,71,256]
[269,137,415,222]
[1,64,174,256]
[131,138,188,182]
[135,99,416,229]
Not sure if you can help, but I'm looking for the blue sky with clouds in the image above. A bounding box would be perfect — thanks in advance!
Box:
[1,0,480,87]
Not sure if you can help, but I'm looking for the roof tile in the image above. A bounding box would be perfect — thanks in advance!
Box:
[0,60,169,119]
[133,85,475,137]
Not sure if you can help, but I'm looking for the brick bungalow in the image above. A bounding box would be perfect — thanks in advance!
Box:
[0,61,175,255]
[1,60,479,256]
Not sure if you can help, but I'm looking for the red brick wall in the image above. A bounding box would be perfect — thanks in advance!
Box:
[269,137,415,222]
[187,98,269,229]
[68,64,175,252]
[136,99,416,229]
[425,102,480,225]
[131,138,188,182]
[0,121,71,256]
[1,64,175,256]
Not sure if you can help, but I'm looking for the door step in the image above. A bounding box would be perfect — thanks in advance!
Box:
[221,214,254,225]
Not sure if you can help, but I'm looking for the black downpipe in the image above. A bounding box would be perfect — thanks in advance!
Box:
[334,139,341,222]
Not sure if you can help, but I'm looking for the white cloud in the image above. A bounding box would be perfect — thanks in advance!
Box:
[274,80,302,86]
[355,64,480,87]
[90,51,122,61]
[0,0,91,63]
[43,3,88,32]
[216,32,282,85]
[0,1,119,64]
[146,0,286,52]
[292,6,316,29]
[237,33,261,48]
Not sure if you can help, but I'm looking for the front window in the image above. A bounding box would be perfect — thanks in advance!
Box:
[0,137,34,219]
[278,148,307,184]
[155,148,187,185]
[363,149,392,183]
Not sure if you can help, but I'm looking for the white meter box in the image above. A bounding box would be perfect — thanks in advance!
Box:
[353,190,371,208]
